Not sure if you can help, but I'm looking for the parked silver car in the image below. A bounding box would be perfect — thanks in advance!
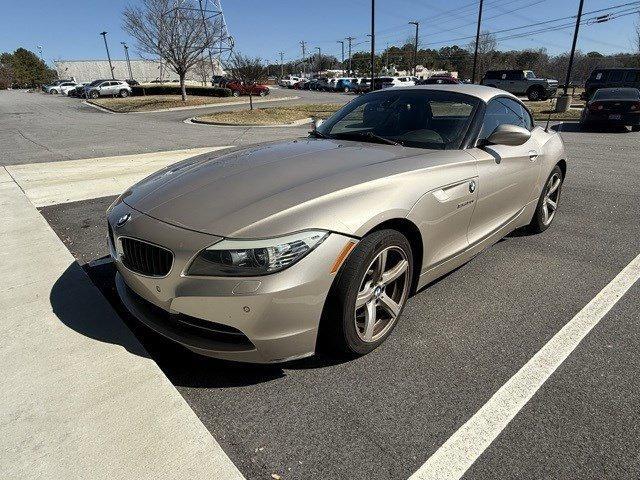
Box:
[108,85,566,363]
[481,70,558,101]
[85,80,132,99]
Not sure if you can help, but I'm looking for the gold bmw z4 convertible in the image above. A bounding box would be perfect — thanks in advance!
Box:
[107,85,566,363]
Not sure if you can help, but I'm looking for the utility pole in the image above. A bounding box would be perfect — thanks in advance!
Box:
[370,0,375,90]
[471,0,483,83]
[564,0,584,95]
[279,51,284,79]
[120,42,133,81]
[409,21,419,77]
[337,40,345,73]
[346,36,355,75]
[315,47,321,73]
[100,31,115,79]
[37,45,43,60]
[300,40,307,77]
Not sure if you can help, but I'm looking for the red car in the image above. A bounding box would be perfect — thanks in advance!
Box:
[226,81,270,97]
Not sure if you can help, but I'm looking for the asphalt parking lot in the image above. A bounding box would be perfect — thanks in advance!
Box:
[4,90,640,479]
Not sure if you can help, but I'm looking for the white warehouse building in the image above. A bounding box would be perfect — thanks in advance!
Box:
[54,59,224,83]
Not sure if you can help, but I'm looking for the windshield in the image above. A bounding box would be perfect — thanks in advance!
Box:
[524,71,536,79]
[316,89,479,150]
[593,88,639,100]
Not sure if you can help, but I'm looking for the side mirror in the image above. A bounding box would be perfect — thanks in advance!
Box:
[312,118,324,130]
[485,124,531,146]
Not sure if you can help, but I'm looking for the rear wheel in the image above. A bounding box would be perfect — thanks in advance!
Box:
[527,86,544,101]
[321,229,413,356]
[527,165,563,233]
[232,90,240,97]
[50,89,58,94]
[632,125,640,132]
[90,90,99,99]
[119,89,129,98]
[258,90,266,97]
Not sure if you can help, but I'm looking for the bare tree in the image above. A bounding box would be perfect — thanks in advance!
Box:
[467,31,497,80]
[224,53,267,110]
[122,0,219,101]
[193,57,209,85]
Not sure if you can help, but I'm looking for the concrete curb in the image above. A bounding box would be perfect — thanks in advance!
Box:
[83,96,300,114]
[185,116,313,128]
[0,177,245,480]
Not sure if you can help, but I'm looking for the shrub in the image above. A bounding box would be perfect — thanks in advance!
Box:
[131,84,232,97]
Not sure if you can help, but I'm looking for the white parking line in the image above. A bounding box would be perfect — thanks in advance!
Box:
[6,146,231,207]
[410,253,640,480]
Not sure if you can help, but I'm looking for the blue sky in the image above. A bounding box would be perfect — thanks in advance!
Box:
[1,0,638,65]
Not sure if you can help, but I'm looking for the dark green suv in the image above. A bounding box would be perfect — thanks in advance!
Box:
[583,68,640,100]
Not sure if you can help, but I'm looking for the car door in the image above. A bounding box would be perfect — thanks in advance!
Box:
[466,97,541,245]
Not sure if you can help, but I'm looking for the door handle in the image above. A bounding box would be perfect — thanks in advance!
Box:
[528,150,539,161]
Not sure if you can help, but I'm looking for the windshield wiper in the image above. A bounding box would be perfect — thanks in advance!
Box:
[332,131,403,146]
[308,129,330,139]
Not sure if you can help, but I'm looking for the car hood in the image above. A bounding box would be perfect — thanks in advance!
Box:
[122,139,435,237]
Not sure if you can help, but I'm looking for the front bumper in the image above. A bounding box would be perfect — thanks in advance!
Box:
[108,201,355,363]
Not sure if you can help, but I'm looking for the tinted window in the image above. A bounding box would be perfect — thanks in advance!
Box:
[485,71,500,80]
[624,70,640,82]
[609,70,624,82]
[592,88,640,100]
[318,90,480,150]
[480,98,529,139]
[506,71,523,80]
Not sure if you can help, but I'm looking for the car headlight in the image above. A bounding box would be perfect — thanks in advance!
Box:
[187,230,330,277]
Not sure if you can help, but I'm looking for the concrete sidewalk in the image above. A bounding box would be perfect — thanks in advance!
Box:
[0,167,244,479]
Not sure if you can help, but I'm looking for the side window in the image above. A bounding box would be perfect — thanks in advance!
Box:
[479,98,528,140]
[624,71,637,82]
[609,70,623,82]
[506,71,522,80]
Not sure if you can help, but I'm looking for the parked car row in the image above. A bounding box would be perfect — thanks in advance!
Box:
[281,74,460,93]
[580,87,640,132]
[43,79,134,98]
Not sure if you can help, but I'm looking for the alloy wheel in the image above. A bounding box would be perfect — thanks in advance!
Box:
[542,172,561,225]
[354,246,410,343]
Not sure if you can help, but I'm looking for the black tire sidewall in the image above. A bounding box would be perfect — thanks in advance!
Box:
[324,229,413,355]
[529,165,563,233]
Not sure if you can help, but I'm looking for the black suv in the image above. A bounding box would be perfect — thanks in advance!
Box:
[583,68,640,99]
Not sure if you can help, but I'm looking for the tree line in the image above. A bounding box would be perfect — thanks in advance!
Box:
[269,32,640,83]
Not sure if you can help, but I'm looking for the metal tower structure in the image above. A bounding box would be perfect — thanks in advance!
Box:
[197,0,234,76]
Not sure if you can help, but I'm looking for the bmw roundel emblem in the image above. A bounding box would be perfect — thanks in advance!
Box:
[116,213,131,227]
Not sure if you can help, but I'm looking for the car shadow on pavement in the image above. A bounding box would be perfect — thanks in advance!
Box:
[50,262,150,358]
[552,122,630,134]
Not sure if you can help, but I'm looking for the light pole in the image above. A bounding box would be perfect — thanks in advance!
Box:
[300,40,307,77]
[36,45,43,60]
[370,0,375,90]
[471,0,484,83]
[409,21,419,77]
[100,31,115,79]
[346,36,354,75]
[120,42,133,80]
[315,46,321,72]
[337,41,345,73]
[279,51,284,79]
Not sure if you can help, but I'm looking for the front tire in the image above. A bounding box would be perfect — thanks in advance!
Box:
[322,229,413,356]
[90,90,99,99]
[632,125,640,132]
[119,89,129,98]
[527,165,563,233]
[232,90,240,97]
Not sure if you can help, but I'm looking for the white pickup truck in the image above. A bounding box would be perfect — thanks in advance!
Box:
[278,75,301,88]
